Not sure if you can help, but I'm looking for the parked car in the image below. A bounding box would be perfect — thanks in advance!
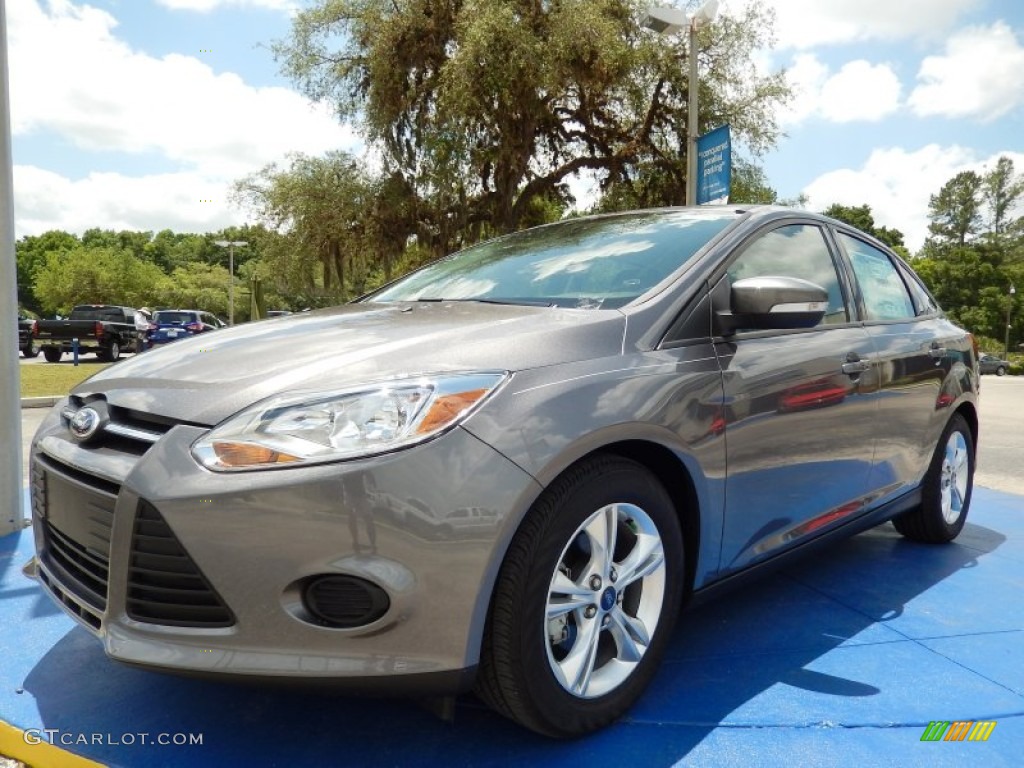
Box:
[34,305,137,362]
[17,315,40,358]
[29,207,979,738]
[265,310,293,318]
[146,309,225,347]
[978,354,1010,376]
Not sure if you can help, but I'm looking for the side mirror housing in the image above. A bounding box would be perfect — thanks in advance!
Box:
[717,276,828,334]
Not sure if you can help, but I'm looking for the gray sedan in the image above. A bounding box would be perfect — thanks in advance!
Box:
[978,354,1010,376]
[29,206,979,737]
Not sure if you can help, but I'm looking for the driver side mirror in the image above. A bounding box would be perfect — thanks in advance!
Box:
[716,276,828,335]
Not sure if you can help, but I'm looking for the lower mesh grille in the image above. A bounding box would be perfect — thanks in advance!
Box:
[44,521,109,610]
[127,502,234,628]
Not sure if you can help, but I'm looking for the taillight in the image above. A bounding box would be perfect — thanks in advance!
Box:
[31,320,38,338]
[94,321,104,338]
[967,333,979,360]
[186,322,202,332]
[148,323,158,331]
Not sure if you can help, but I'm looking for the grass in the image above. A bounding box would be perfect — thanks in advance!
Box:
[19,360,111,398]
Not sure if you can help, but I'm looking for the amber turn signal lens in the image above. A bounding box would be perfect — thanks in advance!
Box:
[212,442,301,467]
[415,389,489,434]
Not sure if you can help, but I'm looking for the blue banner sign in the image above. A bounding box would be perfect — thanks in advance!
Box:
[696,124,731,205]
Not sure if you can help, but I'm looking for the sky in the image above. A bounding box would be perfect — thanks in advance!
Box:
[4,0,1024,252]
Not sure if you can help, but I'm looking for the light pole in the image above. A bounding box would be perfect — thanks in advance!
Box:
[643,1,719,206]
[214,240,248,325]
[1005,283,1016,360]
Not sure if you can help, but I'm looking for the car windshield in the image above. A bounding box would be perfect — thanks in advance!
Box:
[155,312,197,325]
[368,210,738,309]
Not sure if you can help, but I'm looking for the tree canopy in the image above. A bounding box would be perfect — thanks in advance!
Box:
[273,0,790,262]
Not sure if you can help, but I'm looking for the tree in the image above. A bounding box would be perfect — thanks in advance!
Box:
[926,171,983,248]
[33,246,170,316]
[274,0,789,255]
[234,152,389,300]
[981,156,1024,239]
[15,230,80,314]
[822,203,905,250]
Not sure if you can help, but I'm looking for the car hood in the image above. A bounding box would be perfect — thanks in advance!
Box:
[73,302,626,425]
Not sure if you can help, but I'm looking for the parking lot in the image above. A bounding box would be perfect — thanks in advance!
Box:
[3,375,1023,767]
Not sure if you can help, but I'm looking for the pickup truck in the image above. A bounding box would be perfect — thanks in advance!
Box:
[17,315,40,358]
[35,305,138,362]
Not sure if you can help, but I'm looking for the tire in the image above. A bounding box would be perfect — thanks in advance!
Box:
[100,342,121,364]
[42,347,62,363]
[893,413,974,543]
[996,366,1006,376]
[21,341,40,358]
[476,455,683,737]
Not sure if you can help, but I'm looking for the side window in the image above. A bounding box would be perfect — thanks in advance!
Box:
[897,262,940,316]
[727,224,848,326]
[839,234,916,321]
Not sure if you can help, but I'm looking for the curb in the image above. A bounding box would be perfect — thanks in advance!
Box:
[20,396,61,409]
[0,720,107,768]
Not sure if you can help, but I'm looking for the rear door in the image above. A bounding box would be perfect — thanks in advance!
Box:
[714,222,880,574]
[835,232,966,505]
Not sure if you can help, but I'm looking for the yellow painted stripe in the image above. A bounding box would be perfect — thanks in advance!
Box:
[0,719,107,768]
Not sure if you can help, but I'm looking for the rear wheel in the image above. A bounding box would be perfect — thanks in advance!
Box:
[476,455,683,737]
[42,347,62,363]
[100,341,121,362]
[996,365,1006,376]
[893,413,974,543]
[21,340,40,358]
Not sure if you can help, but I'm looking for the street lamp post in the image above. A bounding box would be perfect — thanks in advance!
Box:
[1005,284,1016,360]
[643,1,720,206]
[214,240,248,325]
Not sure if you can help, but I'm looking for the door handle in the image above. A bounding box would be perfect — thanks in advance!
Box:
[928,344,947,359]
[842,361,871,375]
[841,352,870,376]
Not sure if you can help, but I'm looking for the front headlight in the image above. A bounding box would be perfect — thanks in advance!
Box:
[192,372,507,471]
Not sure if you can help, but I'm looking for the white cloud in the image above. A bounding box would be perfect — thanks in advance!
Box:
[803,145,1024,251]
[155,0,293,12]
[781,55,901,125]
[909,22,1024,122]
[741,0,983,50]
[8,0,358,235]
[14,165,244,237]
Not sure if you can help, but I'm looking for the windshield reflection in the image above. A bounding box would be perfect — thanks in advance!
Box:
[369,210,738,308]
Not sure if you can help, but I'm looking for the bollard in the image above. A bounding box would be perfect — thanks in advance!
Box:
[72,337,79,366]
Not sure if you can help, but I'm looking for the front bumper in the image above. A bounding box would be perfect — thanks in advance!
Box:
[30,403,540,693]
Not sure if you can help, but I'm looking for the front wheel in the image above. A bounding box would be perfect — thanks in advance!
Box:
[893,413,974,543]
[476,455,683,737]
[996,365,1006,376]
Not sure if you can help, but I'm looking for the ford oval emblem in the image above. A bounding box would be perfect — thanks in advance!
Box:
[69,407,102,441]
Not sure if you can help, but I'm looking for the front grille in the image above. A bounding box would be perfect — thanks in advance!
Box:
[127,502,234,628]
[33,457,116,624]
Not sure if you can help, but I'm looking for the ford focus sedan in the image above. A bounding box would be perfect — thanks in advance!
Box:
[29,206,979,737]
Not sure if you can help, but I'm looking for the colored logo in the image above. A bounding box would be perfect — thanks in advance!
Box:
[920,720,996,742]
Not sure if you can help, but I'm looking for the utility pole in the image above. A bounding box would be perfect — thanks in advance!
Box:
[1006,284,1016,360]
[215,240,248,325]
